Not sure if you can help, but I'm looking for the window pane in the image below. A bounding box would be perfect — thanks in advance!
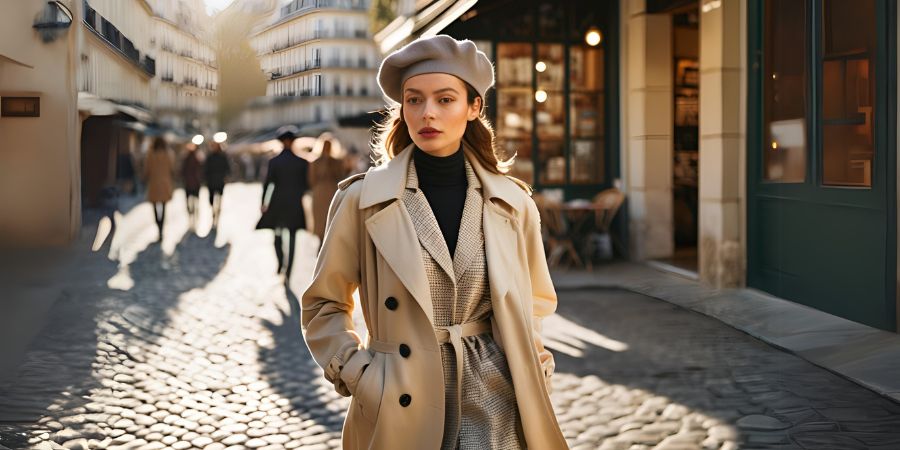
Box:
[539,141,565,185]
[821,0,876,187]
[569,45,605,184]
[763,0,807,183]
[496,43,533,183]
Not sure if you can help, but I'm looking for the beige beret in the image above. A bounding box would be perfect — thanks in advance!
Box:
[377,35,495,104]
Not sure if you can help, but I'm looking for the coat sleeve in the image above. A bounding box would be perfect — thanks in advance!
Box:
[300,182,370,397]
[522,196,557,394]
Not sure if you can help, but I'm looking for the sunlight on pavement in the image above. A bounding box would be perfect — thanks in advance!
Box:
[543,313,629,357]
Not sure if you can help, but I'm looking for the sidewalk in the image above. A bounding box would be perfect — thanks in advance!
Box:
[551,263,900,406]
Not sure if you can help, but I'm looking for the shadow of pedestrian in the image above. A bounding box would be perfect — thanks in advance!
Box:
[257,289,346,436]
[0,232,231,448]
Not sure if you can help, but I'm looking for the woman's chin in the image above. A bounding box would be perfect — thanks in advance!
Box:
[410,139,456,156]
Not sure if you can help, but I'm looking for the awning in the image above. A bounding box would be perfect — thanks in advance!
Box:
[374,0,478,54]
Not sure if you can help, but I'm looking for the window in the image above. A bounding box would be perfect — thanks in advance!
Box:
[821,0,876,187]
[762,0,877,188]
[496,43,534,183]
[763,0,807,183]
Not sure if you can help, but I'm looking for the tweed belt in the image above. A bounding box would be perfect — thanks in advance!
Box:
[366,318,492,443]
[434,318,493,445]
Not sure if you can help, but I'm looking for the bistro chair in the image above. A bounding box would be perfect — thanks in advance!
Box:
[583,188,626,267]
[533,193,583,269]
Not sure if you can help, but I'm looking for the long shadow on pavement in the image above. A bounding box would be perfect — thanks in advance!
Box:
[257,288,346,436]
[0,232,230,448]
[548,287,900,449]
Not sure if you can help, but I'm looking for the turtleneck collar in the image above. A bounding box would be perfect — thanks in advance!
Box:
[413,145,466,187]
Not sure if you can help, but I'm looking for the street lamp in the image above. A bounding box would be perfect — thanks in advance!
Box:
[585,27,602,47]
[192,134,205,145]
[33,1,73,43]
[213,132,228,143]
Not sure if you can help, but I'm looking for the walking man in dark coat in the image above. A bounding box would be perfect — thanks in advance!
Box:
[256,127,309,281]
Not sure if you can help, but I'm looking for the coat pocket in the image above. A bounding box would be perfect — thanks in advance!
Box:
[355,352,385,423]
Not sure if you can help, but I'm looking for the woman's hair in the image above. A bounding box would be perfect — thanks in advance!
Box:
[371,82,513,174]
[314,132,343,158]
[152,137,167,152]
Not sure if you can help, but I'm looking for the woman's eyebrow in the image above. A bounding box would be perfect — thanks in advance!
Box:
[403,87,460,95]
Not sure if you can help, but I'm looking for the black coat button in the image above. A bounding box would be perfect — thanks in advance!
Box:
[385,297,398,310]
[399,344,411,358]
[399,394,412,407]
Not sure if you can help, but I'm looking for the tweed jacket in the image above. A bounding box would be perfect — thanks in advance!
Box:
[301,143,568,450]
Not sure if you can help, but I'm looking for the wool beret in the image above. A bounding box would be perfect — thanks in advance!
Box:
[377,35,495,104]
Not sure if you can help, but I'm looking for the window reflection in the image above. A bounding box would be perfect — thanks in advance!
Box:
[496,43,534,183]
[763,0,807,183]
[821,0,875,187]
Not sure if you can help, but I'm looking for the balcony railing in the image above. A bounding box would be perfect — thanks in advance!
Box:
[82,0,155,77]
[279,0,367,18]
[270,29,370,53]
[269,58,321,79]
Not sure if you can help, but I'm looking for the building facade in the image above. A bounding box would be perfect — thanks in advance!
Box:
[78,0,219,207]
[0,0,81,245]
[380,0,900,333]
[151,0,219,135]
[1,0,219,243]
[232,0,381,142]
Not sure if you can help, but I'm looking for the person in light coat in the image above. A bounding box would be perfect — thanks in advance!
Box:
[144,137,175,241]
[301,35,568,450]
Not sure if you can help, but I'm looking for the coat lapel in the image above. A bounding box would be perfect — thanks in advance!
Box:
[403,163,456,282]
[451,160,483,283]
[360,146,435,325]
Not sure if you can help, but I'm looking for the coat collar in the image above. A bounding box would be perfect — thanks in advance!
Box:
[359,143,527,212]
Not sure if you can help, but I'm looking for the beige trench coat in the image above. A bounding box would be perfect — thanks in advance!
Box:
[144,149,174,203]
[301,144,568,450]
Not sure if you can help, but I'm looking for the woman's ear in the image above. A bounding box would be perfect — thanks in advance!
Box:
[467,96,483,121]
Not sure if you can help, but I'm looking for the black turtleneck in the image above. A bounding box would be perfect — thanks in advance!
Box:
[413,146,467,257]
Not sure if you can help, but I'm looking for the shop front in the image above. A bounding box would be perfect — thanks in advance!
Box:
[442,0,620,200]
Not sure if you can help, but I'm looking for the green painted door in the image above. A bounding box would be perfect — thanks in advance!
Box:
[747,0,897,330]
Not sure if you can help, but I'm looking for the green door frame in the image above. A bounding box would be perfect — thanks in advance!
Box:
[747,0,897,330]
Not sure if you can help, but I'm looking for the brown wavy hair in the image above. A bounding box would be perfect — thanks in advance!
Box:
[371,82,514,175]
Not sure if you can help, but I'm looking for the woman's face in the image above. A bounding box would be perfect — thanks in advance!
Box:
[402,73,482,157]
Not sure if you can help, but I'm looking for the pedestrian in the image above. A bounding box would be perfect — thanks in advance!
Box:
[205,141,231,228]
[256,127,309,281]
[144,137,175,242]
[300,35,567,450]
[308,133,349,244]
[181,142,203,229]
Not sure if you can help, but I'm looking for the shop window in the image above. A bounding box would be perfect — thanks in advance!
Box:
[536,44,565,184]
[763,0,807,183]
[821,0,876,187]
[570,45,605,184]
[496,43,534,183]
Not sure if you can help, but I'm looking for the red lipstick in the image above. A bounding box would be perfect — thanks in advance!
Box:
[418,127,441,139]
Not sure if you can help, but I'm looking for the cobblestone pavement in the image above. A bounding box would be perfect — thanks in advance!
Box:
[1,183,899,450]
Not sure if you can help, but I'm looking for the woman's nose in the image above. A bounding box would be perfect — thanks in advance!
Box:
[422,100,437,119]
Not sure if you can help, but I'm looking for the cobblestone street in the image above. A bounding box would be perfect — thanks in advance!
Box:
[1,183,900,450]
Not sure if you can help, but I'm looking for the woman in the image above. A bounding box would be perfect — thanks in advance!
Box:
[144,137,174,241]
[308,133,349,243]
[301,36,567,450]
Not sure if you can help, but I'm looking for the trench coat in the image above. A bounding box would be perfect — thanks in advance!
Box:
[309,154,348,240]
[144,149,174,203]
[301,144,568,450]
[256,148,309,230]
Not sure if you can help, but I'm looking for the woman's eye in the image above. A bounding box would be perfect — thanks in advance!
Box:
[406,97,420,104]
[439,97,453,104]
